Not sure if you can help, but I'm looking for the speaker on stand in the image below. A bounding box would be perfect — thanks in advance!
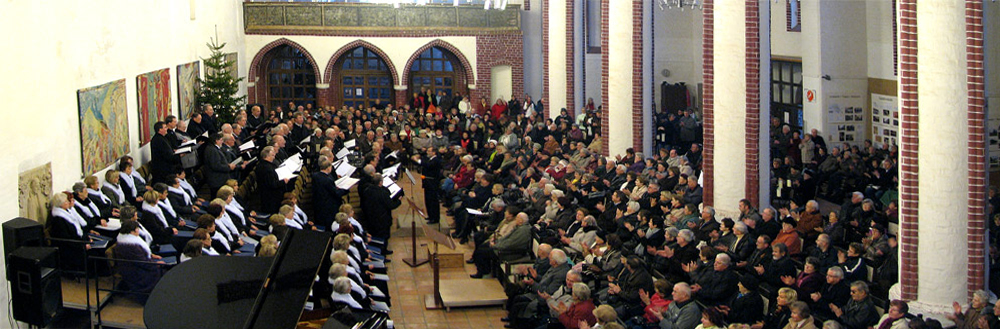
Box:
[3,217,45,277]
[8,246,61,328]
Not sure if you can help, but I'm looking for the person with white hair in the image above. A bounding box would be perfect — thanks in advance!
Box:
[948,290,992,329]
[329,277,364,310]
[653,228,700,284]
[831,281,880,329]
[685,253,738,306]
[655,282,701,329]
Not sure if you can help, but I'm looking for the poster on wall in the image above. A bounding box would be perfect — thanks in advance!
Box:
[77,79,130,176]
[137,68,172,145]
[177,61,200,120]
[870,93,899,148]
[825,94,866,146]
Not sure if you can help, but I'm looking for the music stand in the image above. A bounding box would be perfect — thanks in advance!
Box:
[422,224,456,310]
[402,197,429,267]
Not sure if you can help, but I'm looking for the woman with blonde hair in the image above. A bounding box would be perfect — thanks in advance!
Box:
[256,234,278,257]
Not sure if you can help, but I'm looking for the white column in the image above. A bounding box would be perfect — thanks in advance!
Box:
[913,0,970,308]
[606,0,634,155]
[547,0,568,119]
[710,0,747,216]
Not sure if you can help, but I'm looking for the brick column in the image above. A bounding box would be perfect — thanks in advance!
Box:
[316,84,330,108]
[744,0,761,206]
[897,0,919,302]
[394,87,408,109]
[964,0,987,299]
[702,0,715,207]
[894,0,988,311]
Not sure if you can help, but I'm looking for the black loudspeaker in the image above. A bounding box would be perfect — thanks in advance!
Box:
[3,217,45,279]
[9,247,61,327]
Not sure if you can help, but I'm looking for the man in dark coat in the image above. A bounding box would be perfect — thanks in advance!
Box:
[203,133,235,197]
[688,253,738,306]
[256,146,288,215]
[150,121,181,185]
[413,147,443,224]
[311,157,346,228]
[361,173,401,244]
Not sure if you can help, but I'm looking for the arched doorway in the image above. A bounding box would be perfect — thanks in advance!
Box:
[334,46,393,109]
[408,46,468,107]
[262,45,317,110]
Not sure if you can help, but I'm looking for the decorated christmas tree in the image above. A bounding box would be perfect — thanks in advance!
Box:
[197,37,245,128]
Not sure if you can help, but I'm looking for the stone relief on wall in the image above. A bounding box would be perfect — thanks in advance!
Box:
[359,7,396,27]
[457,8,488,27]
[426,8,458,27]
[246,6,284,26]
[324,6,357,26]
[286,6,323,26]
[246,3,520,32]
[396,7,425,27]
[19,162,52,224]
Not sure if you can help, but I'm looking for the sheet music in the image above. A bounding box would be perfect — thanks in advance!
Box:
[335,176,360,190]
[174,146,192,155]
[335,161,356,178]
[466,208,485,216]
[299,136,311,145]
[95,218,122,231]
[335,147,350,159]
[229,157,243,166]
[404,168,417,185]
[344,139,356,149]
[386,150,399,159]
[279,154,303,172]
[239,140,255,152]
[179,139,197,147]
[275,166,297,181]
[382,163,400,178]
[200,131,209,138]
[388,183,401,198]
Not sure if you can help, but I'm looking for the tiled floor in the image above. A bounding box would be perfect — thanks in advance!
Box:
[383,181,509,329]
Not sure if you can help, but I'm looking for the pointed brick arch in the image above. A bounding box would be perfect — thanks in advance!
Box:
[401,39,476,88]
[325,40,400,107]
[247,38,322,105]
[324,40,400,86]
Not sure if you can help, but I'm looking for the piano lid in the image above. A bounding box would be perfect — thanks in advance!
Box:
[145,230,331,329]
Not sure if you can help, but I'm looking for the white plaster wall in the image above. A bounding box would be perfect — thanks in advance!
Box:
[523,0,544,97]
[915,0,969,307]
[546,0,569,118]
[607,0,634,155]
[0,0,245,324]
[987,3,1000,138]
[770,0,802,59]
[244,35,479,89]
[866,0,896,80]
[712,0,747,213]
[491,65,514,101]
[652,8,703,111]
[584,53,602,106]
[573,0,585,112]
[801,0,868,143]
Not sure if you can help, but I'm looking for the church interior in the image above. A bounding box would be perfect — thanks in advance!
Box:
[1,0,999,328]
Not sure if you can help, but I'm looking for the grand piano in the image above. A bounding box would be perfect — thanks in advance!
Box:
[143,229,388,329]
